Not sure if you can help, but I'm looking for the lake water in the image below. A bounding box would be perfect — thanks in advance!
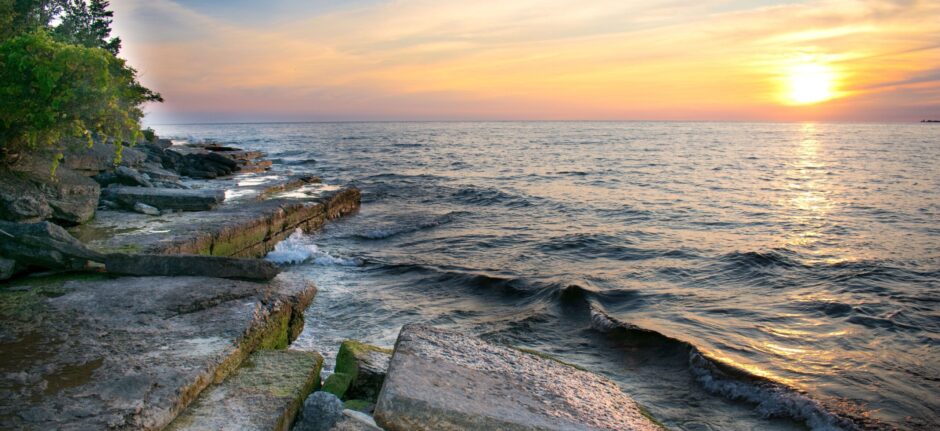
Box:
[155,122,939,430]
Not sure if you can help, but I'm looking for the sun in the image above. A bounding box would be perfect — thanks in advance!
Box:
[784,62,836,105]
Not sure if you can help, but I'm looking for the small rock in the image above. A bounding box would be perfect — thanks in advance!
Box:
[334,409,382,431]
[0,258,16,281]
[294,391,344,431]
[133,202,160,216]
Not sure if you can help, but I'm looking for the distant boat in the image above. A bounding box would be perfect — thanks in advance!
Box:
[921,119,940,123]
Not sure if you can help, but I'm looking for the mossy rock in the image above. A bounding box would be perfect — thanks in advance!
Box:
[334,339,392,402]
[343,399,375,414]
[322,372,354,398]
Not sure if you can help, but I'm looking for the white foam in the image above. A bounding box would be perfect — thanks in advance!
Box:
[265,229,361,266]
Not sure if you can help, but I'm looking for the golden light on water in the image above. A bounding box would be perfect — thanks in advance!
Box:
[783,62,837,105]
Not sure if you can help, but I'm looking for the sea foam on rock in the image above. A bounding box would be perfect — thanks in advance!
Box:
[374,324,661,431]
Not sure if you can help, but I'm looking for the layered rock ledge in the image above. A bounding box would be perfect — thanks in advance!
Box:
[74,186,361,258]
[0,272,317,430]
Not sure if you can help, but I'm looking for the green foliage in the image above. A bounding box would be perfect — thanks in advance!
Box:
[0,0,61,41]
[141,127,156,142]
[0,0,161,170]
[0,30,152,164]
[53,0,120,55]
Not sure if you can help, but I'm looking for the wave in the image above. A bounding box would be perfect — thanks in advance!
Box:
[450,186,536,208]
[589,307,877,431]
[355,212,464,240]
[537,233,695,261]
[265,229,361,266]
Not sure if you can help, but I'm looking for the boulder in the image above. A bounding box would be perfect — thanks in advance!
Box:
[293,391,345,431]
[0,220,105,273]
[0,188,52,223]
[334,340,392,402]
[138,162,180,182]
[115,166,153,187]
[102,186,225,211]
[0,258,16,281]
[104,253,281,281]
[0,157,99,225]
[167,350,323,431]
[133,202,161,216]
[374,325,661,431]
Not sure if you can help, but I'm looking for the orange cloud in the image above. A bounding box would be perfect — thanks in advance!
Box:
[111,0,940,122]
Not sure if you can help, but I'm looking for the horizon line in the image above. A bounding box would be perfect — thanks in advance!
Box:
[148,118,934,127]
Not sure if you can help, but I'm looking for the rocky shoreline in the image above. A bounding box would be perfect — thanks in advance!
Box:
[0,136,661,430]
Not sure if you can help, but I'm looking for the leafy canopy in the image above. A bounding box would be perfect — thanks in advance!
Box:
[0,0,161,168]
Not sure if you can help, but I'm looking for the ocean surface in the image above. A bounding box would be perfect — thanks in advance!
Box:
[154,122,939,431]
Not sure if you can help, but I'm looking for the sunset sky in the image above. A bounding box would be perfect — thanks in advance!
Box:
[111,0,940,124]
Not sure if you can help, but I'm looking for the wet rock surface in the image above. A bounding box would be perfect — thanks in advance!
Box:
[0,272,317,430]
[374,324,661,431]
[166,349,323,431]
[102,186,225,211]
[105,253,281,281]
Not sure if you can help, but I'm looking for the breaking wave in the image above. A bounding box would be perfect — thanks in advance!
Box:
[265,229,361,266]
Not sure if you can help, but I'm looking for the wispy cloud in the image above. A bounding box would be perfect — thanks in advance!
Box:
[112,0,940,122]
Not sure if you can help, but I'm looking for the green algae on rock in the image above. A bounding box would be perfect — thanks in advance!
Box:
[166,350,323,431]
[334,340,393,402]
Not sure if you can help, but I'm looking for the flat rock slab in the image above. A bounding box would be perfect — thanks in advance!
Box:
[0,273,316,430]
[374,325,661,431]
[105,253,281,281]
[167,350,323,431]
[102,186,225,211]
[74,187,361,258]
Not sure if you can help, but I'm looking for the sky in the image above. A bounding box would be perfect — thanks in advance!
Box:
[110,0,940,123]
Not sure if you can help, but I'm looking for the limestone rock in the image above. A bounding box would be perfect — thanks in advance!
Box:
[0,273,317,430]
[102,186,225,211]
[0,220,105,273]
[133,202,161,216]
[294,391,345,431]
[335,340,392,402]
[374,324,661,431]
[167,350,323,431]
[105,253,281,281]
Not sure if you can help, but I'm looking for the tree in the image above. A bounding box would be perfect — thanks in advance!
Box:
[53,0,120,55]
[0,0,61,40]
[0,31,155,168]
